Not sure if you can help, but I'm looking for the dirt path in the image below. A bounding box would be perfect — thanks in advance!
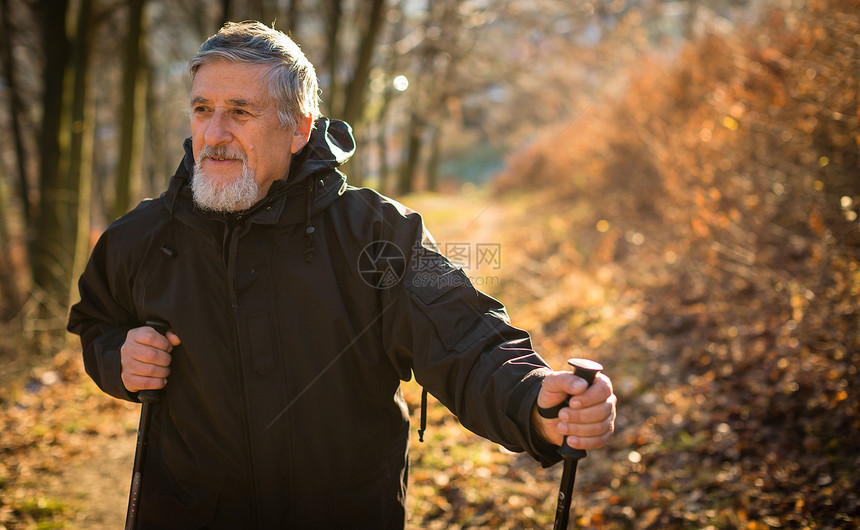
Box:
[0,346,141,529]
[43,427,135,528]
[401,188,503,241]
[401,188,508,286]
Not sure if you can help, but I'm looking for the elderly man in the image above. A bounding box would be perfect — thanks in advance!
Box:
[68,21,616,529]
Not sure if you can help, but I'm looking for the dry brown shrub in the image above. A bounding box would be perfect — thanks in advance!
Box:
[496,0,859,523]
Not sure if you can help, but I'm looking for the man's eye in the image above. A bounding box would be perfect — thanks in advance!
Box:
[233,109,249,116]
[192,106,210,114]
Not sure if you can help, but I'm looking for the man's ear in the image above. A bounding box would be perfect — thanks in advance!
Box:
[290,114,313,154]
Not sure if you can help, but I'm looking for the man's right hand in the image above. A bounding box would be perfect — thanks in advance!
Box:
[121,325,181,393]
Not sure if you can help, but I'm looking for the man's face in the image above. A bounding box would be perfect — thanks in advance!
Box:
[190,60,310,211]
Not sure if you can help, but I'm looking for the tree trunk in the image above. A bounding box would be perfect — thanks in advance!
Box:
[425,123,441,192]
[324,0,343,118]
[249,0,263,21]
[398,112,423,195]
[376,113,391,195]
[220,0,231,28]
[114,0,147,220]
[31,0,71,300]
[370,2,405,196]
[29,0,96,311]
[66,0,97,313]
[338,0,386,179]
[0,0,31,220]
[340,0,386,128]
[0,169,21,319]
[283,0,300,36]
[145,41,169,196]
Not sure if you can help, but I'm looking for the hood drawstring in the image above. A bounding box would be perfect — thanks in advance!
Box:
[161,188,180,258]
[304,178,316,263]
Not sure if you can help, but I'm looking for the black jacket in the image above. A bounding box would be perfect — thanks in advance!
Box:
[68,118,559,528]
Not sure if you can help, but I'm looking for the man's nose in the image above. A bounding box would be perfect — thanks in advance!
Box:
[204,109,232,145]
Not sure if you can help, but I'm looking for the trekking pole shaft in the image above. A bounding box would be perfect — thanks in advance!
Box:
[550,358,603,529]
[125,320,171,530]
[126,402,152,530]
[553,456,581,530]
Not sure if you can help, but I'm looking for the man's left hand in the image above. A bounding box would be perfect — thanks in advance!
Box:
[532,370,617,449]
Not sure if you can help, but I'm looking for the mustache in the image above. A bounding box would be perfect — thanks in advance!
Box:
[197,145,247,163]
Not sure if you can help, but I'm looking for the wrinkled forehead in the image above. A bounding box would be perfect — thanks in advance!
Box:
[189,61,273,105]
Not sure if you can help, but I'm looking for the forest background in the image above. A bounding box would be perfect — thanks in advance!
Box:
[1,0,858,528]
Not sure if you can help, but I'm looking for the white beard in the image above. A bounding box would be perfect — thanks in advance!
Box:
[191,147,259,213]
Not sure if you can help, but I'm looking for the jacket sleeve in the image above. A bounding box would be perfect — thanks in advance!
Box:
[380,206,562,467]
[67,228,140,402]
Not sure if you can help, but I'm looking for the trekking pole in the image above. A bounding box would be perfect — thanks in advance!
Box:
[125,320,171,530]
[538,358,603,530]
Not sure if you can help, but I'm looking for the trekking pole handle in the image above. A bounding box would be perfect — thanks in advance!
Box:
[537,358,603,459]
[137,320,171,403]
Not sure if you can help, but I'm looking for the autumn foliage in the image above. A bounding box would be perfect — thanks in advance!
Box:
[495,0,859,526]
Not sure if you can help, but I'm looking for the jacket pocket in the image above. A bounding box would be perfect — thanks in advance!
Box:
[408,268,494,353]
[247,311,276,375]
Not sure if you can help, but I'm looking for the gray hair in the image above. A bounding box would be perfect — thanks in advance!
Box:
[189,21,320,130]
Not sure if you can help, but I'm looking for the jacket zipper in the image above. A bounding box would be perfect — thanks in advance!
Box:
[225,218,261,528]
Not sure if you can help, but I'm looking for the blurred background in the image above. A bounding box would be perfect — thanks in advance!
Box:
[1,0,774,321]
[1,0,858,528]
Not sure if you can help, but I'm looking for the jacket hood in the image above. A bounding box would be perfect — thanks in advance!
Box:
[288,117,355,183]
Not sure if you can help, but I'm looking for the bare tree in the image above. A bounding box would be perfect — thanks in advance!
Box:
[396,0,459,194]
[282,0,300,36]
[144,41,169,196]
[66,0,98,311]
[339,0,386,128]
[25,0,99,312]
[322,0,343,117]
[30,0,71,302]
[114,0,148,220]
[220,0,232,28]
[0,0,31,220]
[397,111,423,194]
